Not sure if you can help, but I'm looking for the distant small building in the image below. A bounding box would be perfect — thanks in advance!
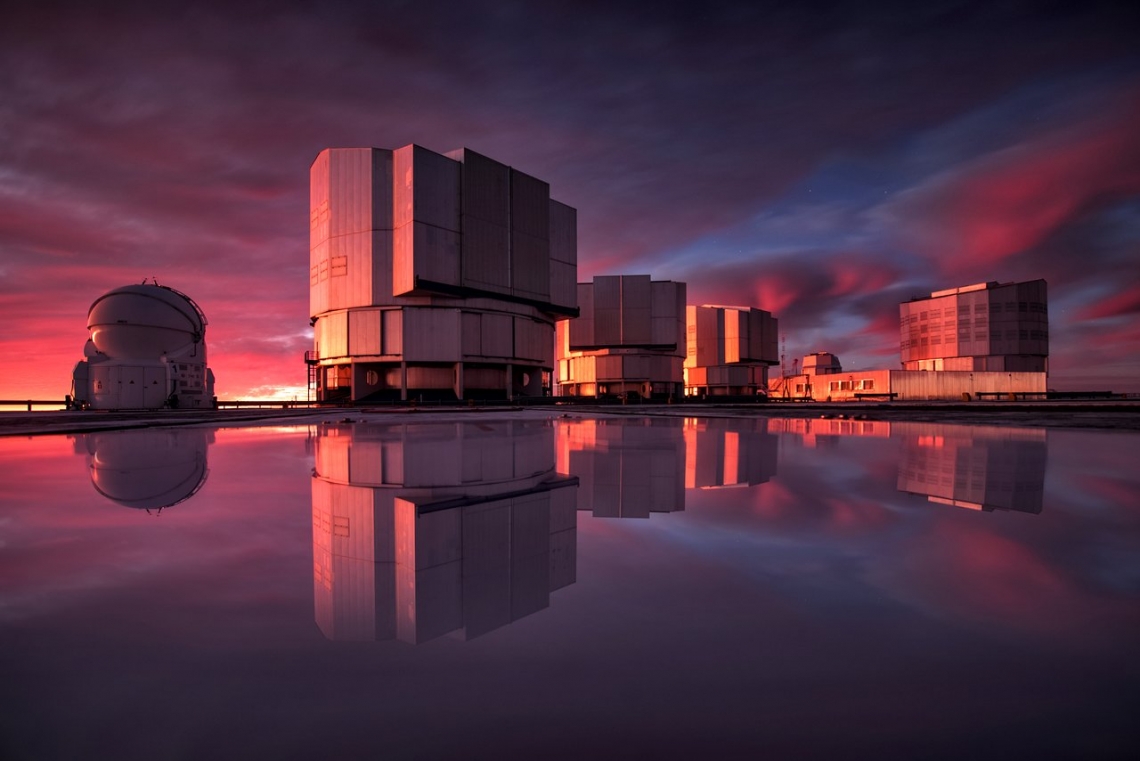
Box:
[308,145,577,402]
[802,351,842,376]
[900,280,1048,372]
[71,283,215,410]
[771,277,1049,401]
[683,305,778,397]
[555,274,686,399]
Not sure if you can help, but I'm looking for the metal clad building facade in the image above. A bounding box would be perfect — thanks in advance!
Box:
[683,305,779,397]
[310,145,577,401]
[555,275,686,399]
[900,280,1048,372]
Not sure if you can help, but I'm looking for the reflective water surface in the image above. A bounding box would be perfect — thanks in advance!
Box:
[1,413,1138,759]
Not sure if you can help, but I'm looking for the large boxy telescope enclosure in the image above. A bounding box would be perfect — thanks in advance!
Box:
[308,145,578,402]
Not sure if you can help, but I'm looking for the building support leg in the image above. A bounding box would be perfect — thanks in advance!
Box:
[400,361,408,402]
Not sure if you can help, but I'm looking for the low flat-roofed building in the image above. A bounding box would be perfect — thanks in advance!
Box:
[683,305,778,397]
[309,145,577,402]
[555,274,686,399]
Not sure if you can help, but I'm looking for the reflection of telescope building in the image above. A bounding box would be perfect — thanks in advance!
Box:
[308,146,578,402]
[896,423,1046,513]
[683,418,778,489]
[76,428,213,511]
[312,420,577,643]
[556,417,685,517]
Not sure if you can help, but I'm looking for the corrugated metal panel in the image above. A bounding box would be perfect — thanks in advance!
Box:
[513,424,554,477]
[326,482,379,562]
[403,304,462,358]
[461,501,511,575]
[549,525,576,591]
[594,276,621,311]
[550,260,577,312]
[568,283,594,348]
[650,280,676,319]
[402,425,463,485]
[462,311,482,357]
[382,309,402,356]
[392,223,414,296]
[310,151,331,251]
[510,230,550,301]
[314,429,350,483]
[596,354,622,381]
[318,312,348,358]
[392,146,416,230]
[412,146,461,233]
[549,484,578,533]
[482,312,513,358]
[461,216,510,294]
[548,200,577,265]
[345,438,384,486]
[510,169,549,240]
[724,309,741,363]
[513,316,552,364]
[415,222,461,287]
[349,309,381,356]
[595,307,621,346]
[310,238,329,317]
[326,230,374,311]
[460,149,510,226]
[368,231,393,308]
[622,276,652,345]
[328,147,390,238]
[464,366,506,391]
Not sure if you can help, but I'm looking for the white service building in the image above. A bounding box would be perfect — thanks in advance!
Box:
[71,283,215,410]
[309,146,578,401]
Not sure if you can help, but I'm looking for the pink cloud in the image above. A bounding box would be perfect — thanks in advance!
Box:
[888,85,1140,275]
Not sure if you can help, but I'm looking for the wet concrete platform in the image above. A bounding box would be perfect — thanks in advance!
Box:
[3,400,1140,436]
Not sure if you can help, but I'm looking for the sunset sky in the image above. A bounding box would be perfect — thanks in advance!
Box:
[2,0,1138,400]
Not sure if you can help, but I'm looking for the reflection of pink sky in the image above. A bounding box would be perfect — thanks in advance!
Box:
[0,428,314,625]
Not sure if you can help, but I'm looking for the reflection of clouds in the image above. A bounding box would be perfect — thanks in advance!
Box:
[77,428,214,512]
[872,518,1084,633]
[311,420,577,643]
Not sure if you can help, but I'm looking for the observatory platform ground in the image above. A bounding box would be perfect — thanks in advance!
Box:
[3,400,1140,437]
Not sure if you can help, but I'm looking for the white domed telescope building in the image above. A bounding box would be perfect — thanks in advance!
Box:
[70,282,216,410]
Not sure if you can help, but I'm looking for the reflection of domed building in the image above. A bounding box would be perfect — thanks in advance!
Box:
[77,428,213,511]
[312,419,577,643]
[71,282,216,409]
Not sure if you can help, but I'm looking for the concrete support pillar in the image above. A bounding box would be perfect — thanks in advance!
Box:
[506,362,513,401]
[400,361,408,402]
[454,361,465,400]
